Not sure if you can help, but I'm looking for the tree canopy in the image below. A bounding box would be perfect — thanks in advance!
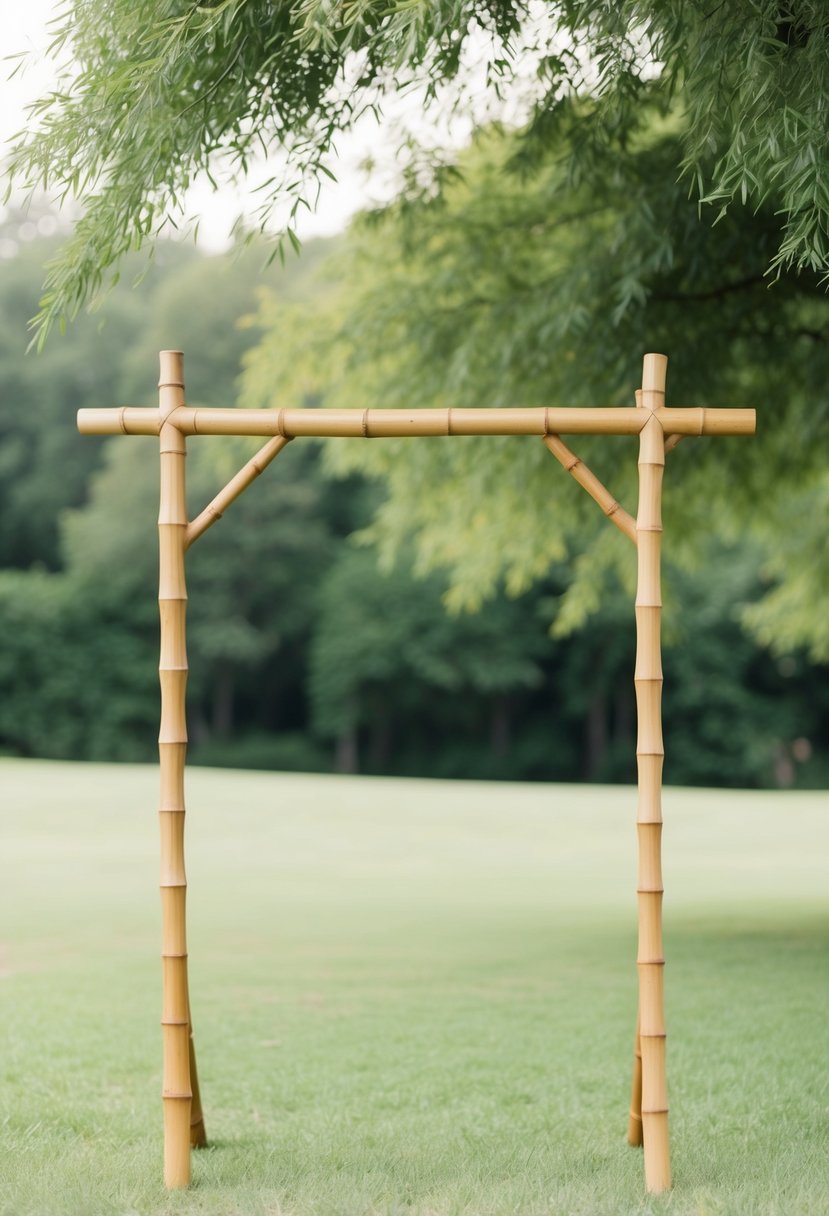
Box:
[241,121,829,652]
[7,1,829,340]
[0,226,825,785]
[3,0,829,773]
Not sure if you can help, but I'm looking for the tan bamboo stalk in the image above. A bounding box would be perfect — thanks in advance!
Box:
[158,350,199,1188]
[77,404,756,439]
[635,353,670,1193]
[542,434,637,543]
[189,1018,206,1147]
[186,434,292,548]
[627,385,646,1150]
[75,348,757,1197]
[627,1012,644,1146]
[626,388,678,1150]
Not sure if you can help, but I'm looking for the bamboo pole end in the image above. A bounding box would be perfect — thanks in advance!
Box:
[642,354,668,397]
[159,350,184,388]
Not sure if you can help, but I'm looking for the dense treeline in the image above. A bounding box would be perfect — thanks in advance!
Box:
[0,216,826,788]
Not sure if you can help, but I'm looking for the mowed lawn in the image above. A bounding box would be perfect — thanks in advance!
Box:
[1,761,826,1216]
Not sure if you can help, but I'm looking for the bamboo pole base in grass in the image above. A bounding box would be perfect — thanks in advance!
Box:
[76,349,754,1195]
[627,1014,644,1147]
[189,1030,207,1148]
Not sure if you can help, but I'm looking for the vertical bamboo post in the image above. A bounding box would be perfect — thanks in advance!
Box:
[158,350,194,1188]
[635,353,671,1192]
[627,386,645,1151]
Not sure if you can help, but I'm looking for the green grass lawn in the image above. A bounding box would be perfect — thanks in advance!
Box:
[1,760,826,1216]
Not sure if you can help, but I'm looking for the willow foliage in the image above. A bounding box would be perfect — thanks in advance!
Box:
[8,0,829,340]
[241,119,829,639]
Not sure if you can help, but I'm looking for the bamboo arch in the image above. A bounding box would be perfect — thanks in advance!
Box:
[77,350,755,1194]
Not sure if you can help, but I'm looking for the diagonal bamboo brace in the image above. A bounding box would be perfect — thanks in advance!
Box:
[186,434,292,548]
[628,1011,644,1146]
[542,434,637,543]
[188,1016,207,1147]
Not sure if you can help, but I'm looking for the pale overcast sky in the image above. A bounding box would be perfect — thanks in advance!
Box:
[2,3,543,251]
[3,2,551,255]
[2,0,59,144]
[1,0,392,248]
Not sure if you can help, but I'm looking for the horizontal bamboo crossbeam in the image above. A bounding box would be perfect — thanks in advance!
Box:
[77,405,756,438]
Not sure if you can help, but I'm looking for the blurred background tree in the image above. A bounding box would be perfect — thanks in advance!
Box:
[1,2,828,785]
[8,2,829,336]
[243,121,829,651]
[0,222,825,785]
